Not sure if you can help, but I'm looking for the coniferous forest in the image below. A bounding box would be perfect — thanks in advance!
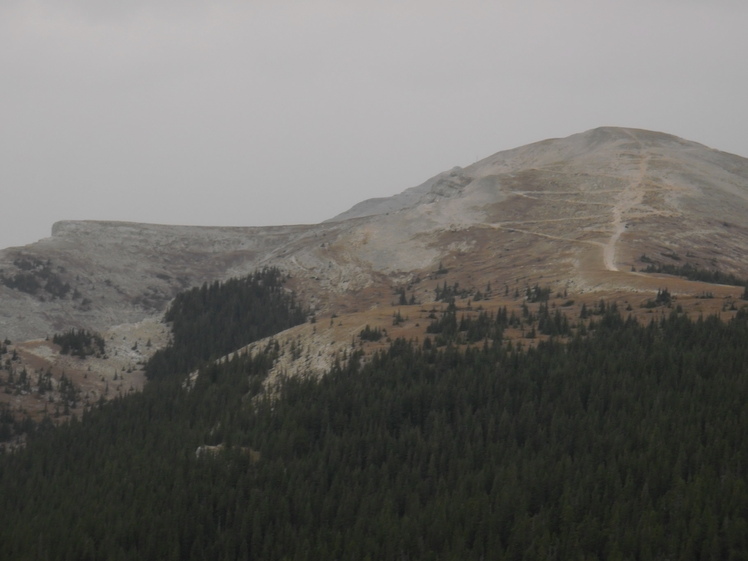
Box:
[1,269,748,559]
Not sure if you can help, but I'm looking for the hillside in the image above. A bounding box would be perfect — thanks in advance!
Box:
[2,126,748,429]
[2,127,748,559]
[2,258,748,559]
[3,127,747,342]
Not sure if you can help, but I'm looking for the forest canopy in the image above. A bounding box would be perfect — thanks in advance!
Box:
[1,273,747,560]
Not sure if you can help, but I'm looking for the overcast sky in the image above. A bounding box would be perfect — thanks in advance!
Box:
[2,0,747,249]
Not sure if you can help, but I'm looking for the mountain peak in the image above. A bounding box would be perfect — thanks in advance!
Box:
[330,127,735,223]
[2,127,748,345]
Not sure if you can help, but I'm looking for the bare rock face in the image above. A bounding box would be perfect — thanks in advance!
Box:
[2,126,748,343]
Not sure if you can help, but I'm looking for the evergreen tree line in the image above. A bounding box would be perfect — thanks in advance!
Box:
[1,271,748,559]
[641,259,748,295]
[52,328,106,358]
[425,301,571,346]
[145,268,307,381]
[359,325,384,341]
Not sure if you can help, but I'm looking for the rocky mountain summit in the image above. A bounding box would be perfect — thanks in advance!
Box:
[2,126,748,347]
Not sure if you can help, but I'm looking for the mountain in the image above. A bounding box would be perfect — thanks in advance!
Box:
[2,126,748,420]
[3,127,748,559]
[2,127,747,343]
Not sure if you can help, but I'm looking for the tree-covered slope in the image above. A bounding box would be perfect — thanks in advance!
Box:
[145,267,307,381]
[1,289,747,559]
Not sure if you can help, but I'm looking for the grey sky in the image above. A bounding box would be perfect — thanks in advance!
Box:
[2,0,747,248]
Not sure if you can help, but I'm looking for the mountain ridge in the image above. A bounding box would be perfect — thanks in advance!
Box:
[3,125,748,436]
[2,126,748,343]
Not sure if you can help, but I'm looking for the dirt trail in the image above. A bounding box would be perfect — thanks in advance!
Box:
[603,132,650,272]
[483,223,604,249]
